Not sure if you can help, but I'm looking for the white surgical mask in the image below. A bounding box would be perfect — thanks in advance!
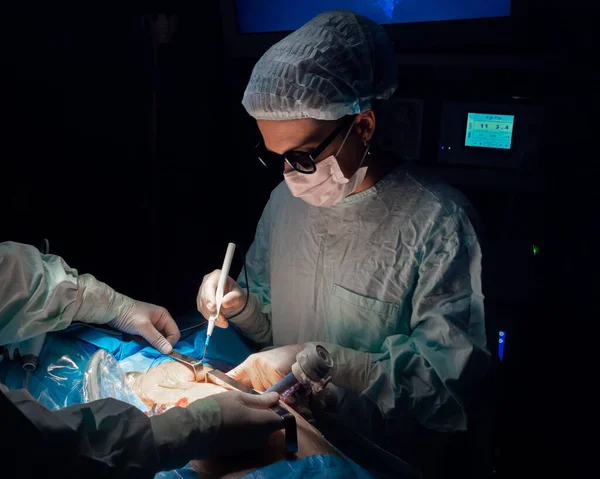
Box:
[284,123,370,207]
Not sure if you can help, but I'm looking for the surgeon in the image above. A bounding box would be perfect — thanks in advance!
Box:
[0,241,283,477]
[197,9,490,474]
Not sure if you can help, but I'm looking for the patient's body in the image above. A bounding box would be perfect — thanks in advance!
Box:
[130,360,339,478]
[130,361,225,412]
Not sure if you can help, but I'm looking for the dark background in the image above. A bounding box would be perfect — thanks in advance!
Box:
[1,1,594,476]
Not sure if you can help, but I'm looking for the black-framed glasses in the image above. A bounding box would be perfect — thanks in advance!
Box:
[254,116,353,174]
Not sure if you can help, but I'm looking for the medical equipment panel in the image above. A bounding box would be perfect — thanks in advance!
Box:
[438,101,543,169]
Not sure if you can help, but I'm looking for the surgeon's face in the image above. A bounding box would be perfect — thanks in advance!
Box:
[256,110,376,179]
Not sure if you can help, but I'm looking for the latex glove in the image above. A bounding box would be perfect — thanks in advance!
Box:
[197,269,246,328]
[311,342,372,393]
[227,344,304,391]
[72,274,180,354]
[212,390,283,452]
[151,391,283,470]
[109,300,180,354]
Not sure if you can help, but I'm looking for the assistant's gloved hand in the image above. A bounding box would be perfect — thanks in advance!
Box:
[227,344,304,391]
[212,390,283,452]
[109,300,180,354]
[73,274,180,354]
[150,391,283,470]
[197,269,247,328]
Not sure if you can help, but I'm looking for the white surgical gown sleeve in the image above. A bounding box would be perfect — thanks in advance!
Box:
[234,197,274,346]
[317,211,489,432]
[0,242,131,346]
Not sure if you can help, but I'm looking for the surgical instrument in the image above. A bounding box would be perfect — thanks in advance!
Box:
[203,242,236,361]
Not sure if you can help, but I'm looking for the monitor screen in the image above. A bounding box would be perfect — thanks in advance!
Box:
[464,112,514,150]
[235,1,511,34]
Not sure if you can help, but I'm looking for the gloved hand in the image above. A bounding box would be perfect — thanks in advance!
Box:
[150,390,283,470]
[212,390,283,452]
[197,269,247,328]
[73,274,180,354]
[109,300,180,354]
[227,344,304,391]
[311,342,372,393]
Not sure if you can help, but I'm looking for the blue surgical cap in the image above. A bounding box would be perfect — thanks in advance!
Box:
[242,10,398,121]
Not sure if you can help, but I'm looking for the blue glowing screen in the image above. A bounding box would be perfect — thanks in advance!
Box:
[235,1,511,33]
[465,112,514,150]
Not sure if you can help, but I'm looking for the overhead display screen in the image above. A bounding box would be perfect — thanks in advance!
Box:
[465,112,514,150]
[235,1,511,33]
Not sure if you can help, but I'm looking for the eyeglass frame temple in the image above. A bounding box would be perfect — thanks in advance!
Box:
[306,116,353,163]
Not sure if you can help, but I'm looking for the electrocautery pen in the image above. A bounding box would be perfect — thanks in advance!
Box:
[203,242,236,360]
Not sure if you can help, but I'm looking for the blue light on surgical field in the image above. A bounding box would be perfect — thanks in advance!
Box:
[498,330,506,361]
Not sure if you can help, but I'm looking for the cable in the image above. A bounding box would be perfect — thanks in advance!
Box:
[179,320,207,335]
[226,243,250,320]
[40,238,50,255]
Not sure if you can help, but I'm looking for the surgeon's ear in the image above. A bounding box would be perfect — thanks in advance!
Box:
[355,110,376,144]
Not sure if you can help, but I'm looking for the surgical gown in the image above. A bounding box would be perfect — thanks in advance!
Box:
[237,167,490,434]
[0,242,221,477]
